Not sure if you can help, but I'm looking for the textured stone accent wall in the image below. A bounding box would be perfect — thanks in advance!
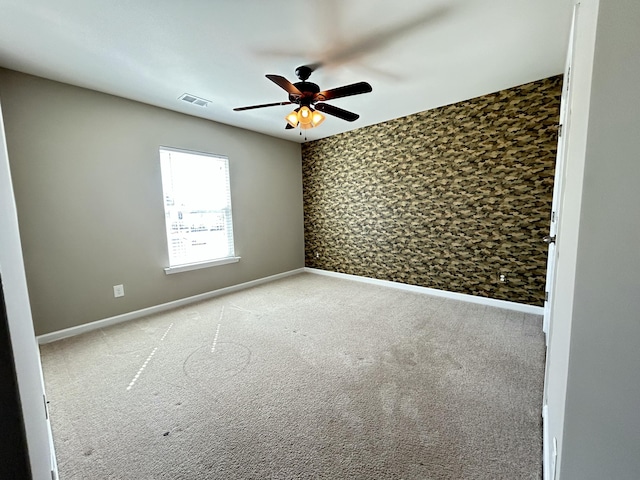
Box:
[302,76,562,306]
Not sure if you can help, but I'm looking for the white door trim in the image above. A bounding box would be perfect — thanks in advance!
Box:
[542,4,580,479]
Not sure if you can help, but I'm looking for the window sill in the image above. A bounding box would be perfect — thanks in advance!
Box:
[164,256,241,275]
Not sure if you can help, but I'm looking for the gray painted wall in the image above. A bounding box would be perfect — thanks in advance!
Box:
[557,1,640,478]
[0,69,304,336]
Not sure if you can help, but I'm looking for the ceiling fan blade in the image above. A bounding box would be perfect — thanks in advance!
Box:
[233,101,292,111]
[266,74,303,96]
[315,82,372,102]
[285,123,295,130]
[313,6,451,70]
[315,103,360,122]
[301,62,322,74]
[253,6,452,78]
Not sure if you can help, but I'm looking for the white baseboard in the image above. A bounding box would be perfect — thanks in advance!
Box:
[37,268,305,344]
[304,268,545,315]
[38,266,543,344]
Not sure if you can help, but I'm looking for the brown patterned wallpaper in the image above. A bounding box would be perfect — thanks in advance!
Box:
[302,76,562,306]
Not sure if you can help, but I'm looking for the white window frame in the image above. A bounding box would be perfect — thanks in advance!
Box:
[159,146,240,274]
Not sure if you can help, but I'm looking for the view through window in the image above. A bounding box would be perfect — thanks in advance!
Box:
[159,147,235,268]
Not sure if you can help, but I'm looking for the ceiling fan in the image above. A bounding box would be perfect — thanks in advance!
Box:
[233,65,372,130]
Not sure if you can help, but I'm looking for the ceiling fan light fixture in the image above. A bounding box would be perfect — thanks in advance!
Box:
[310,110,325,127]
[298,106,313,125]
[285,109,300,128]
[286,106,325,130]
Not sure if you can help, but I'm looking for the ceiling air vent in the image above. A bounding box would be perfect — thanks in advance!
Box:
[179,93,211,107]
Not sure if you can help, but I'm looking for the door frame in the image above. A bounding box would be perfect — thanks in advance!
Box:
[542,4,579,479]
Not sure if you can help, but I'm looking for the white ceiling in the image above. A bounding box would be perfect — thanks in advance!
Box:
[0,0,573,143]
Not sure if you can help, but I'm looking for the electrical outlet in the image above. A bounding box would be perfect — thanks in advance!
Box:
[315,251,319,258]
[499,273,507,283]
[113,284,125,298]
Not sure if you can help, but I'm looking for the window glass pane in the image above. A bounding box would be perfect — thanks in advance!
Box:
[159,148,235,267]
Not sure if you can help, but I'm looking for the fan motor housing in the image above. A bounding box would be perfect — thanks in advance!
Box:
[290,82,321,105]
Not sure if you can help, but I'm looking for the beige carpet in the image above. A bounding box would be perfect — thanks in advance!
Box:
[40,273,545,479]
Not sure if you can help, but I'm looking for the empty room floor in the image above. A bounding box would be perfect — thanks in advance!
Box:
[40,273,545,479]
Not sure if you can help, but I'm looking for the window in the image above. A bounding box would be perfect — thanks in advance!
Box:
[159,147,238,274]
